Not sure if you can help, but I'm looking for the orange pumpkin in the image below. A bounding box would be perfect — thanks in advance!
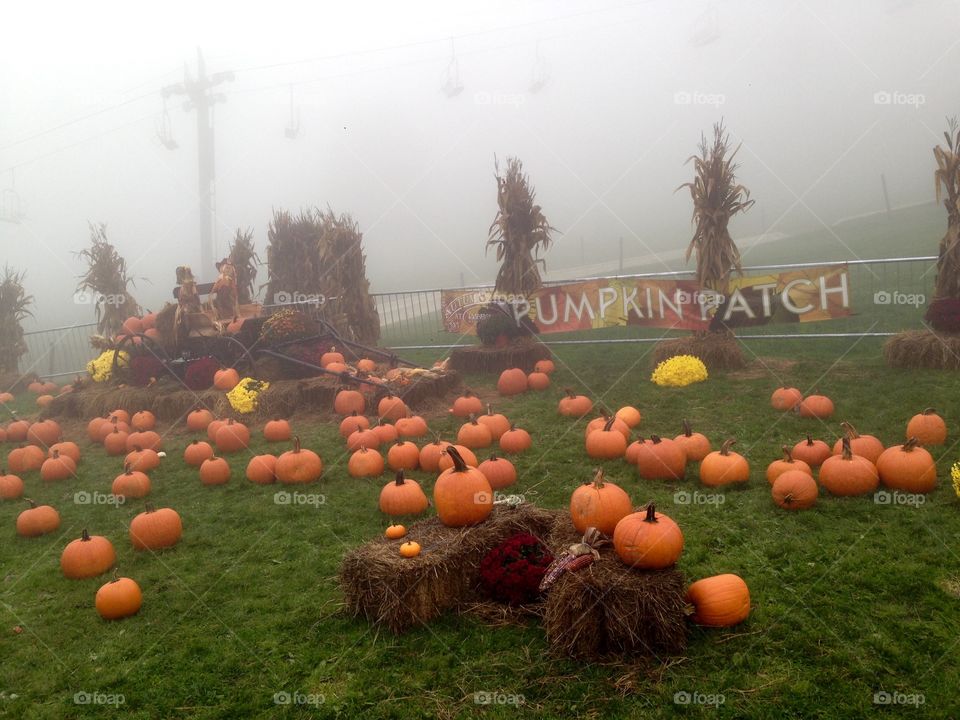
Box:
[586,417,628,459]
[36,394,53,408]
[127,430,162,453]
[213,367,240,391]
[534,359,555,374]
[437,444,479,471]
[830,422,884,464]
[699,439,750,487]
[799,393,834,419]
[61,529,116,579]
[95,573,143,620]
[339,412,370,439]
[876,437,937,493]
[613,502,684,569]
[187,408,214,432]
[399,541,421,558]
[419,437,449,473]
[385,524,407,539]
[348,446,385,478]
[131,410,156,432]
[499,425,532,454]
[8,444,44,473]
[200,456,232,485]
[263,418,292,443]
[558,389,593,418]
[334,388,366,416]
[906,408,947,446]
[569,469,633,535]
[791,435,832,467]
[378,394,410,422]
[450,390,484,418]
[477,454,517,490]
[112,466,151,499]
[16,499,60,536]
[770,386,803,412]
[125,446,160,473]
[433,447,493,527]
[0,470,24,499]
[357,358,377,373]
[129,504,182,550]
[457,416,493,449]
[497,368,528,396]
[206,418,225,442]
[635,435,686,480]
[615,405,642,428]
[87,416,109,442]
[6,418,29,442]
[109,409,131,425]
[394,415,428,438]
[40,449,76,482]
[387,440,421,471]
[320,347,345,367]
[378,470,429,516]
[184,440,214,467]
[477,405,510,440]
[771,469,818,510]
[527,371,551,391]
[275,437,322,484]
[246,454,278,484]
[215,419,250,453]
[372,419,400,445]
[49,441,81,464]
[584,412,630,441]
[27,419,61,447]
[103,428,130,456]
[766,446,812,485]
[818,437,879,497]
[685,574,751,626]
[347,426,381,453]
[673,420,711,463]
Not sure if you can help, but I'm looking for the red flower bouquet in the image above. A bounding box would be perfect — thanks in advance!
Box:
[479,533,553,605]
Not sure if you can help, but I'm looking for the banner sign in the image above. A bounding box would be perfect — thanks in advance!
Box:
[440,265,851,335]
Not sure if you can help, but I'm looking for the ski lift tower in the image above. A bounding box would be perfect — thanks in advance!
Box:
[161,48,234,280]
[0,171,25,224]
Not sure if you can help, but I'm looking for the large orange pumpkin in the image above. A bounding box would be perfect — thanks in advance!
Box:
[799,393,834,419]
[685,574,751,626]
[334,388,366,416]
[699,439,750,487]
[49,441,81,464]
[215,419,250,453]
[8,444,44,473]
[876,437,937,493]
[615,405,642,429]
[347,426,381,453]
[499,425,532,454]
[16,499,60,537]
[6,418,29,442]
[818,438,878,496]
[125,446,160,473]
[379,470,429,516]
[187,408,214,432]
[27,419,61,448]
[377,394,409,422]
[830,422,884,464]
[263,418,292,442]
[477,405,510,440]
[770,386,802,412]
[387,440,420,471]
[450,390,484,418]
[635,436,686,480]
[131,410,156,432]
[771,469,818,510]
[275,437,323,484]
[527,371,551,391]
[569,469,633,535]
[127,430,162,453]
[673,420,711,463]
[339,412,370,439]
[95,574,143,620]
[613,502,684,569]
[129,504,182,550]
[61,529,116,579]
[906,408,947,446]
[0,470,24,500]
[394,415,428,438]
[372,419,400,445]
[103,428,129,456]
[433,447,493,527]
[112,466,151,499]
[457,416,493,449]
[497,368,528,396]
[585,417,628,459]
[348,446,385,478]
[184,440,214,467]
[419,437,449,472]
[766,446,812,485]
[40,449,76,482]
[200,456,231,485]
[246,454,277,484]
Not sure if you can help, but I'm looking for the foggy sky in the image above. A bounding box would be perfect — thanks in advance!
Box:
[1,0,957,329]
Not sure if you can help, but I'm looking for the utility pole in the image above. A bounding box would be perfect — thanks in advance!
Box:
[161,48,234,281]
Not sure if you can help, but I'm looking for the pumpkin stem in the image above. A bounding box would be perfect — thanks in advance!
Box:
[463,389,475,398]
[564,388,576,398]
[469,414,479,425]
[81,528,91,542]
[650,434,663,444]
[445,445,468,472]
[923,407,937,415]
[592,468,605,487]
[781,445,794,462]
[603,417,616,432]
[24,497,36,508]
[840,436,853,460]
[805,434,814,446]
[395,470,406,485]
[682,419,693,437]
[144,502,155,512]
[486,404,494,416]
[489,453,499,462]
[51,449,59,459]
[292,436,302,453]
[123,462,132,474]
[720,438,737,455]
[903,436,921,452]
[840,421,860,439]
[642,502,658,523]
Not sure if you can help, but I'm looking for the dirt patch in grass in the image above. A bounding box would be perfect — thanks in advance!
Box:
[726,357,798,380]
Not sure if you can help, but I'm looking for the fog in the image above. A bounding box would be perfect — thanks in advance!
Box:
[1,0,956,330]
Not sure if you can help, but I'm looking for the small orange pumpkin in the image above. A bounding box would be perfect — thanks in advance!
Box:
[450,390,484,418]
[184,440,214,467]
[40,449,76,482]
[263,418,292,442]
[246,454,278,484]
[0,469,24,500]
[791,435,832,467]
[497,368,528,396]
[477,454,517,490]
[876,437,937,493]
[685,574,751,626]
[635,435,686,480]
[615,405,642,428]
[379,470,429,516]
[394,415,428,438]
[906,408,947,446]
[527,371,551,391]
[818,437,879,497]
[213,367,240,391]
[457,416,493,449]
[387,440,421,471]
[187,408,214,432]
[766,446,812,485]
[799,393,834,419]
[112,465,151,499]
[673,419,711,463]
[399,541,421,558]
[129,504,182,550]
[385,524,407,539]
[377,394,410,422]
[131,410,156,431]
[569,469,633,535]
[95,572,143,620]
[613,502,684,569]
[830,422,884,464]
[586,417,628,459]
[771,469,818,510]
[499,425,532,454]
[699,439,750,487]
[16,499,60,536]
[61,529,116,579]
[770,386,802,412]
[558,389,593,418]
[334,388,366,416]
[215,419,250,453]
[200,456,231,486]
[477,405,510,441]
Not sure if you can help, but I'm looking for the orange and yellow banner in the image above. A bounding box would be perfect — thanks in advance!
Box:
[440,265,851,335]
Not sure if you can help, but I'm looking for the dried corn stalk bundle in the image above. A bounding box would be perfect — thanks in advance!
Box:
[75,223,141,337]
[0,266,32,373]
[229,228,260,305]
[263,209,324,307]
[933,118,960,301]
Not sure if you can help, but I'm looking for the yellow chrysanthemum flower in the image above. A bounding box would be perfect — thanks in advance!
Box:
[651,354,708,387]
[951,461,960,499]
[226,377,269,414]
[86,350,129,383]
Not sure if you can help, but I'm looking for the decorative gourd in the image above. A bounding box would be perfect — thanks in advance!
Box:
[95,572,142,620]
[876,437,937,493]
[673,420,712,462]
[770,386,803,411]
[799,393,834,419]
[16,499,60,537]
[791,435,832,467]
[215,419,250,453]
[385,524,407,539]
[0,469,24,499]
[395,415,428,438]
[534,359,555,374]
[339,412,370,439]
[61,529,116,579]
[40,449,76,482]
[246,454,277,484]
[387,441,420,471]
[613,502,684,569]
[378,394,410,422]
[685,574,751,626]
[830,422,884,464]
[433,447,494,527]
[125,446,160,473]
[766,446,812,485]
[187,408,214,432]
[818,437,879,497]
[419,437,449,473]
[771,470,818,510]
[569,469,633,535]
[334,388,366,416]
[213,367,240,391]
[477,455,517,490]
[558,389,593,418]
[184,440,214,467]
[450,390,484,418]
[906,408,947,446]
[263,418,292,442]
[499,425,532,454]
[199,456,231,485]
[635,436,687,480]
[477,405,510,441]
[699,439,750,487]
[112,465,151,499]
[378,470,429,516]
[131,410,156,432]
[457,416,493,449]
[129,504,182,550]
[399,541,421,558]
[497,368,528,396]
[49,441,81,464]
[586,417,628,459]
[275,437,322,484]
[615,405,642,428]
[437,444,479,470]
[527,371,551,391]
[347,426,381,453]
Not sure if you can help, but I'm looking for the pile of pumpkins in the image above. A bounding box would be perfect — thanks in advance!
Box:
[495,360,555,396]
[23,379,71,408]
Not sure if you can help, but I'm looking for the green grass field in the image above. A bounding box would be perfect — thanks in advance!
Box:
[3,336,960,719]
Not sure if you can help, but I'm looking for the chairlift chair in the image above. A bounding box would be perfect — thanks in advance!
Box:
[529,41,549,94]
[440,38,464,98]
[156,98,179,150]
[284,86,301,139]
[0,172,25,224]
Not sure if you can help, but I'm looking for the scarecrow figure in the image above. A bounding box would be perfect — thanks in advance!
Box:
[211,258,239,320]
[176,266,201,314]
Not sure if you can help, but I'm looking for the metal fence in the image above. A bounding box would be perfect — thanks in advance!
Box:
[17,256,938,378]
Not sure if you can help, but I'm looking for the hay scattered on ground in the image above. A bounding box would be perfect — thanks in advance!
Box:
[542,517,687,660]
[883,330,960,369]
[338,504,557,634]
[449,340,552,374]
[653,332,745,370]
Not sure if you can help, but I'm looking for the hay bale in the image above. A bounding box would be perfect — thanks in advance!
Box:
[653,332,745,371]
[46,382,222,422]
[884,330,960,369]
[339,504,557,633]
[449,340,552,375]
[543,517,687,660]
